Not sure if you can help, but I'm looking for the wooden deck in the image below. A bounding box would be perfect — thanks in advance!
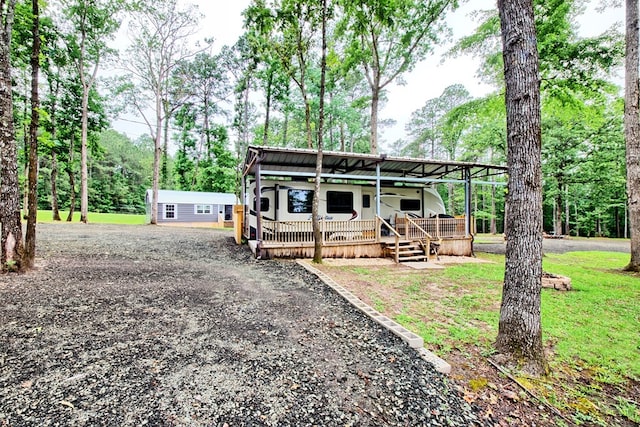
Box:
[249,216,473,260]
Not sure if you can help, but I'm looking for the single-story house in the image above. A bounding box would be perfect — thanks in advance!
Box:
[145,189,237,227]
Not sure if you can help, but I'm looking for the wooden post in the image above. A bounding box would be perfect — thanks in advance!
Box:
[233,205,244,244]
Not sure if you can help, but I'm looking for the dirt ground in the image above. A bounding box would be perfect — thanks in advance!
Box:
[0,223,482,427]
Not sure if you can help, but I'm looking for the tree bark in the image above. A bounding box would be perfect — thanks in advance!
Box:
[564,185,570,236]
[150,93,162,225]
[495,0,547,375]
[79,76,93,223]
[51,152,61,221]
[48,77,61,221]
[370,86,379,155]
[0,0,24,271]
[161,100,170,188]
[625,0,640,271]
[66,134,76,222]
[490,182,497,234]
[24,0,40,268]
[554,187,562,235]
[263,69,273,146]
[312,0,328,264]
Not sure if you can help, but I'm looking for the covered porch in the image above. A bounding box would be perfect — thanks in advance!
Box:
[242,146,507,262]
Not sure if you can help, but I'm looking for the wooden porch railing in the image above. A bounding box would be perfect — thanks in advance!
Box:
[405,217,434,242]
[261,219,378,244]
[260,216,469,244]
[377,216,401,263]
[399,216,468,239]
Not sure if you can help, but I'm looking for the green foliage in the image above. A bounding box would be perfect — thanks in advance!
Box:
[405,0,625,236]
[36,130,153,214]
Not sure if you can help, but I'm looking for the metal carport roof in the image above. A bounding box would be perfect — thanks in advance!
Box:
[243,145,507,183]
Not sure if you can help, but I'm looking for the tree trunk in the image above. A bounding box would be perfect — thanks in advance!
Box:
[150,90,163,225]
[370,86,379,155]
[161,101,170,188]
[625,0,640,271]
[80,87,90,223]
[263,69,273,146]
[49,77,61,222]
[564,185,570,235]
[448,182,455,215]
[554,196,562,235]
[304,96,312,149]
[24,0,40,268]
[23,165,28,219]
[474,189,480,233]
[495,0,547,375]
[0,0,24,272]
[490,182,497,234]
[328,91,334,150]
[554,178,563,235]
[312,0,328,264]
[22,88,28,219]
[66,134,76,222]
[243,76,251,148]
[51,152,61,221]
[282,110,288,146]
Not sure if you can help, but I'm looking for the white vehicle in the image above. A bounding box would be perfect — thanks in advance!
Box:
[245,179,446,240]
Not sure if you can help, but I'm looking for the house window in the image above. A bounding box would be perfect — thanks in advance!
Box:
[164,204,176,219]
[327,191,353,214]
[195,204,212,214]
[288,189,314,213]
[400,199,421,211]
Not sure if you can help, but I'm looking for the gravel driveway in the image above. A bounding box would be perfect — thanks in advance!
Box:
[474,236,630,255]
[0,223,480,426]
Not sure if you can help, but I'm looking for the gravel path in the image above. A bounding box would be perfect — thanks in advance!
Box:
[0,223,481,426]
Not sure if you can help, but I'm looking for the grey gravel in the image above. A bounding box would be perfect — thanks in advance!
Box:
[0,223,483,426]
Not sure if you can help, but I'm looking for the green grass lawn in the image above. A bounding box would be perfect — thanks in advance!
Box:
[321,251,640,425]
[35,210,146,225]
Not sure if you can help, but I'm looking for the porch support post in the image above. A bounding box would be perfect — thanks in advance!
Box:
[464,167,472,236]
[242,174,247,238]
[376,162,381,217]
[256,156,263,252]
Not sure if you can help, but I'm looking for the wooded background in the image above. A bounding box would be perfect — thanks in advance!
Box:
[7,0,625,237]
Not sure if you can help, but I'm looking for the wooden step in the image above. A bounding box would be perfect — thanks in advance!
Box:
[384,239,429,263]
[398,255,429,262]
[396,249,424,255]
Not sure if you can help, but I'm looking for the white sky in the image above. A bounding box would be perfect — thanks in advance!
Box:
[112,0,624,150]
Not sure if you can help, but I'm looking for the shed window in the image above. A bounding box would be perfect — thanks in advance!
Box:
[288,189,314,213]
[164,204,176,219]
[327,191,353,214]
[195,204,212,214]
[400,199,421,211]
